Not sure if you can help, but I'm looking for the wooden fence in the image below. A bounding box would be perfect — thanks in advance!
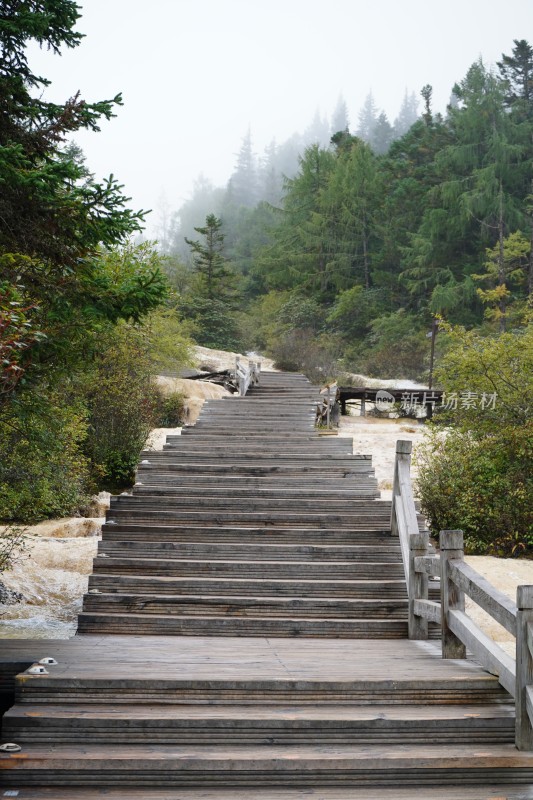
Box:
[391,439,533,751]
[234,357,261,397]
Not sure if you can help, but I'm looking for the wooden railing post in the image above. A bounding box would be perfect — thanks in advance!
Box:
[440,530,466,659]
[235,356,241,396]
[516,585,533,750]
[390,440,412,533]
[409,531,429,640]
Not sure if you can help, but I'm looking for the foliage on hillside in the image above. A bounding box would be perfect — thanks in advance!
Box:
[164,42,533,382]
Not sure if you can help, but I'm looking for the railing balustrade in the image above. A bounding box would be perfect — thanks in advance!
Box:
[234,357,261,396]
[391,438,533,750]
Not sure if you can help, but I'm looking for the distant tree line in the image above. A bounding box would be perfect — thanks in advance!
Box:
[163,41,532,380]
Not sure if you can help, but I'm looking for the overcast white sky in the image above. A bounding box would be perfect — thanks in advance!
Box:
[29,0,532,236]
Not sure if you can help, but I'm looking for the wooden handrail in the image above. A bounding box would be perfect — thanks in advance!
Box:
[392,442,533,750]
[391,440,427,638]
[234,357,261,397]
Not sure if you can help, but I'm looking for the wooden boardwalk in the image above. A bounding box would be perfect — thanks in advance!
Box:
[1,371,533,796]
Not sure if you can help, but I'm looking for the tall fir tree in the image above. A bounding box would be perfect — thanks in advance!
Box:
[356,91,378,142]
[394,89,419,137]
[498,39,533,114]
[185,214,231,299]
[330,94,350,136]
[228,128,257,207]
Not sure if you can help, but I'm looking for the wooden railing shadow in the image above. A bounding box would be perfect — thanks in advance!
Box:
[391,438,533,751]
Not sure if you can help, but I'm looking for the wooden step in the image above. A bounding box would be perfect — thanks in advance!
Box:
[14,671,510,705]
[112,497,381,512]
[5,786,533,799]
[90,557,405,579]
[95,541,402,562]
[176,438,345,446]
[3,702,515,744]
[104,510,392,528]
[136,464,376,477]
[99,524,393,545]
[3,743,532,788]
[137,454,371,465]
[7,636,512,707]
[82,594,408,619]
[131,485,380,499]
[135,476,378,487]
[87,575,408,598]
[134,474,377,485]
[76,612,410,637]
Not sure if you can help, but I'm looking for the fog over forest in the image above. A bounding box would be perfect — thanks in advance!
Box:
[24,0,533,240]
[155,89,421,256]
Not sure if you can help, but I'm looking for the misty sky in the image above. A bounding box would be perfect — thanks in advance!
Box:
[29,0,533,237]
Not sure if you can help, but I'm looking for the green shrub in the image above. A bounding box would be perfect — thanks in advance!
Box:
[355,310,430,380]
[415,425,533,555]
[415,321,533,556]
[270,329,341,383]
[144,305,194,374]
[0,392,90,523]
[82,323,158,491]
[0,524,30,573]
[154,390,188,426]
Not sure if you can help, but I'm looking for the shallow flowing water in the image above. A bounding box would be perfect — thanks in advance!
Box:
[0,518,101,639]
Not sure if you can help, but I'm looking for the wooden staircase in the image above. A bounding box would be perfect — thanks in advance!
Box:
[2,371,533,796]
[77,371,410,639]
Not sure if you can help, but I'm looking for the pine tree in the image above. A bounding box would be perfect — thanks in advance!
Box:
[498,39,533,114]
[356,91,378,142]
[228,128,257,207]
[370,112,394,154]
[0,0,166,392]
[185,214,232,300]
[330,94,350,136]
[303,109,330,147]
[394,89,419,137]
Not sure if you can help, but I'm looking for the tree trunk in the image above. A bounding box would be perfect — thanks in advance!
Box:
[529,178,533,297]
[362,216,370,289]
[498,182,506,332]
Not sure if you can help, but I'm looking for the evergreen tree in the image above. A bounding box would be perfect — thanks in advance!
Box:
[185,214,231,300]
[394,89,419,137]
[182,215,241,350]
[228,128,257,207]
[356,91,378,142]
[259,140,283,205]
[498,39,533,114]
[325,136,382,289]
[402,62,529,326]
[255,144,336,293]
[169,176,223,259]
[330,94,350,136]
[420,84,433,126]
[303,109,330,147]
[0,0,166,390]
[370,112,394,154]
